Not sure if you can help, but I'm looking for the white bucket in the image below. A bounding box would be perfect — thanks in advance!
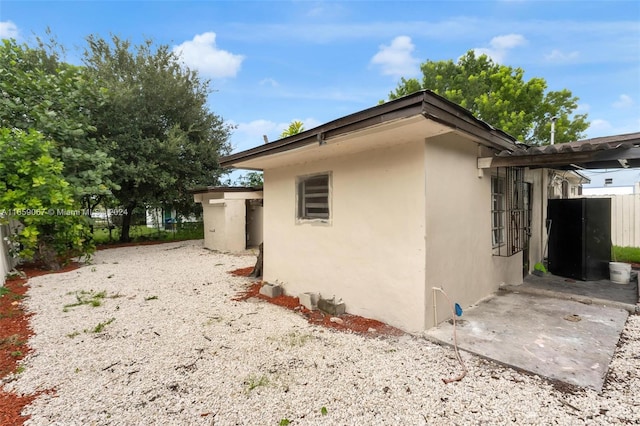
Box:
[609,262,632,284]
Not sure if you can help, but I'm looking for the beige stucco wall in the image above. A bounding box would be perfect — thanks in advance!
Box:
[263,140,427,333]
[196,191,263,252]
[423,133,522,328]
[261,130,537,332]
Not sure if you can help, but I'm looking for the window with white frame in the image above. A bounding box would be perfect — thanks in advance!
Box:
[297,172,331,221]
[491,175,505,248]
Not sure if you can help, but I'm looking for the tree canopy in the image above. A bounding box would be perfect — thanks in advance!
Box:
[388,50,589,144]
[83,35,232,241]
[0,39,117,214]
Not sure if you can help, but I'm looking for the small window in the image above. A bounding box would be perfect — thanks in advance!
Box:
[491,175,505,248]
[297,173,331,221]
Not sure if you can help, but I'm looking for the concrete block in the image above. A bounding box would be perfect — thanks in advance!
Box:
[318,298,346,316]
[299,292,320,310]
[259,283,282,298]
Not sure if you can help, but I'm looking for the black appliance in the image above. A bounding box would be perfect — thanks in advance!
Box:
[547,198,611,281]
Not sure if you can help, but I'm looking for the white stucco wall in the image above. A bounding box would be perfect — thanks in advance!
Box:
[196,191,263,252]
[423,133,522,328]
[263,140,427,332]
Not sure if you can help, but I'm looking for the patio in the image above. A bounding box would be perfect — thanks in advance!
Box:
[426,271,639,392]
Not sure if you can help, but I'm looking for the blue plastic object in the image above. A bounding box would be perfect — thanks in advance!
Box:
[454,303,463,317]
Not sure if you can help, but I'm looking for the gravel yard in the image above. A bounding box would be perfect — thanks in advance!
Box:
[4,241,640,425]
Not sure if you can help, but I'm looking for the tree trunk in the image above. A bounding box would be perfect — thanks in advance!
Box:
[119,204,136,243]
[249,242,263,278]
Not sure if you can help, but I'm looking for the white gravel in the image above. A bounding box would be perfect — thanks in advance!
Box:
[4,240,639,425]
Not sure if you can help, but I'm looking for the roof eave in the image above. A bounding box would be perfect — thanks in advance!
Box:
[220,90,518,168]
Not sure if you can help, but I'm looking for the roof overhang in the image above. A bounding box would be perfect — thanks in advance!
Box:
[220,90,518,170]
[478,132,640,170]
[188,186,262,195]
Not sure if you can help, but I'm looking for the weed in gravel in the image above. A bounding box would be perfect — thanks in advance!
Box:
[67,331,81,338]
[144,295,158,301]
[0,334,26,347]
[321,406,328,416]
[270,331,314,348]
[279,419,291,426]
[0,286,9,297]
[92,318,115,333]
[244,374,269,392]
[10,351,22,357]
[15,365,25,374]
[63,290,108,311]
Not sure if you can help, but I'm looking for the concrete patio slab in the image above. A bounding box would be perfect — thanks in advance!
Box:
[425,291,629,391]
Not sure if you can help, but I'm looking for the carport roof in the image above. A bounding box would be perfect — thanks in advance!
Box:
[479,132,640,170]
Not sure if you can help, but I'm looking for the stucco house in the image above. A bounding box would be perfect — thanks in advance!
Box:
[220,90,639,333]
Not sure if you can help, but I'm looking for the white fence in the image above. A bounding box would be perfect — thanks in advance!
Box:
[586,194,640,247]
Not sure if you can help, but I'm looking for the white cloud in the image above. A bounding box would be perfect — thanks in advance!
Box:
[370,36,419,77]
[230,117,321,152]
[0,21,18,39]
[260,78,279,87]
[472,33,527,63]
[545,49,580,62]
[173,32,244,78]
[576,103,590,113]
[589,119,613,133]
[613,94,634,109]
[490,34,526,50]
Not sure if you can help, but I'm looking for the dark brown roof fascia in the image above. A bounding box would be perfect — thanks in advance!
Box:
[188,186,263,195]
[219,90,518,168]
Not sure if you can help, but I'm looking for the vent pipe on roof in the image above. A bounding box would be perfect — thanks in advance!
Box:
[550,116,558,145]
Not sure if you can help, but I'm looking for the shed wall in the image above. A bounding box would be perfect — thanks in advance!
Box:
[423,133,523,328]
[263,140,427,332]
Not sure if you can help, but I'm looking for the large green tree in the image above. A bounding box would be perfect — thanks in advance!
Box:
[389,50,589,144]
[0,39,117,215]
[83,35,232,242]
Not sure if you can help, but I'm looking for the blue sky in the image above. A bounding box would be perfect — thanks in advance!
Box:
[1,0,639,185]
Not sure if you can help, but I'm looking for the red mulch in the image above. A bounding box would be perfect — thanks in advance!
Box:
[228,267,255,277]
[0,262,78,425]
[232,281,404,337]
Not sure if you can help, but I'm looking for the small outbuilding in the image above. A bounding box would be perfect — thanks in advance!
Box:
[191,186,263,252]
[219,90,640,333]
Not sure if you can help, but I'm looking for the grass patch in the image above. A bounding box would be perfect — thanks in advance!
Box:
[93,223,204,245]
[0,334,26,347]
[244,374,269,392]
[613,246,640,264]
[269,331,314,348]
[63,290,108,311]
[0,286,9,298]
[92,318,115,333]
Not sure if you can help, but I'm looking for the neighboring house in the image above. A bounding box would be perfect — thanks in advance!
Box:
[145,207,199,229]
[220,91,640,333]
[191,187,263,252]
[548,170,590,199]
